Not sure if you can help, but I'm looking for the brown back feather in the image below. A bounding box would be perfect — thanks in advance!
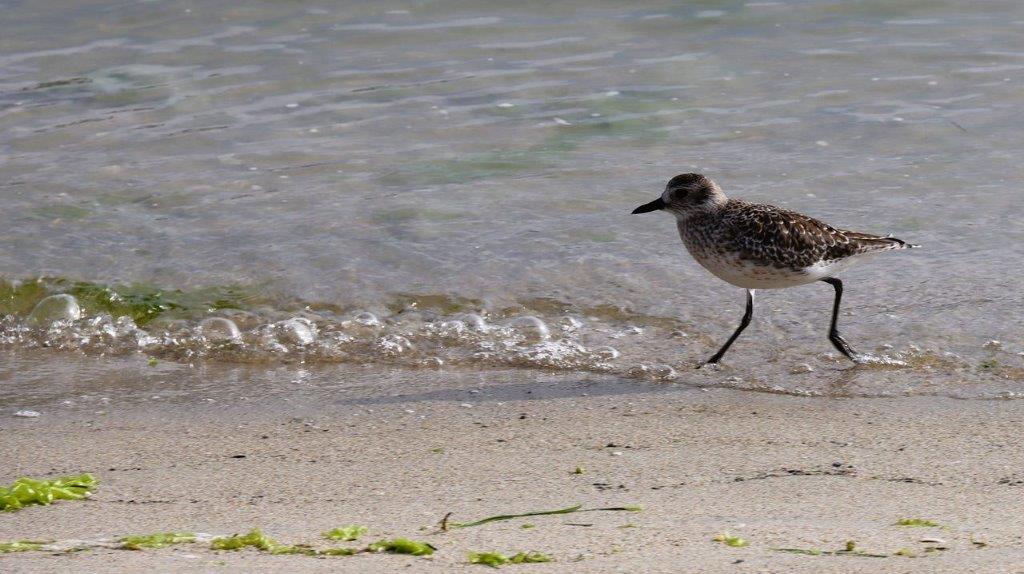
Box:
[700,200,905,270]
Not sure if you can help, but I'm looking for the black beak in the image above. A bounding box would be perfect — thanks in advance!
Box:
[631,197,665,214]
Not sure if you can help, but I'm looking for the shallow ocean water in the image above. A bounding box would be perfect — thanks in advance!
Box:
[2,0,1023,405]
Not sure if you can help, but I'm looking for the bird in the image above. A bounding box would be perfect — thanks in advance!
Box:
[631,173,918,367]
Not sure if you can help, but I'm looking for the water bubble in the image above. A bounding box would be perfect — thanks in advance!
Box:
[593,346,620,360]
[218,309,261,331]
[419,357,444,368]
[199,317,241,341]
[459,313,488,332]
[790,363,815,374]
[436,320,467,338]
[561,316,584,332]
[319,330,355,346]
[28,294,81,326]
[376,334,413,356]
[157,319,191,336]
[627,364,676,381]
[276,317,317,345]
[508,316,550,343]
[611,326,643,338]
[514,340,598,369]
[89,315,119,338]
[354,312,381,327]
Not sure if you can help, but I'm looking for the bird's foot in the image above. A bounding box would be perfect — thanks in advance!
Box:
[696,360,723,371]
[828,333,860,364]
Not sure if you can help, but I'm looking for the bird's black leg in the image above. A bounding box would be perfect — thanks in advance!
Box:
[821,277,859,362]
[699,289,755,368]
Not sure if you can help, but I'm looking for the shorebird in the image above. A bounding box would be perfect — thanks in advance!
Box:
[631,173,917,367]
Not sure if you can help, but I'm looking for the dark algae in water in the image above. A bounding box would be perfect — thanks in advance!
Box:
[1,277,259,325]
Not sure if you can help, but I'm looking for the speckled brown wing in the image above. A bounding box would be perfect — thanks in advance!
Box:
[718,201,901,270]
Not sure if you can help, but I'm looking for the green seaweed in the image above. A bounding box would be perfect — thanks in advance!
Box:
[469,551,509,568]
[713,533,748,547]
[0,474,97,512]
[896,518,942,528]
[469,551,552,567]
[893,548,917,557]
[0,540,47,553]
[323,525,367,542]
[453,504,582,527]
[510,551,552,564]
[771,542,889,558]
[210,529,313,555]
[772,547,823,556]
[366,538,436,556]
[451,504,640,528]
[319,547,358,556]
[119,532,196,550]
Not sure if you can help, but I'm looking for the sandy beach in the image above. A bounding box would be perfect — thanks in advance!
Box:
[4,371,1024,573]
[5,1,1024,572]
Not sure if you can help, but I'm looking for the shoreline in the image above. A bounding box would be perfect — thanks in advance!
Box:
[3,377,1024,573]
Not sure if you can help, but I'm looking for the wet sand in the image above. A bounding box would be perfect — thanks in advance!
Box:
[3,378,1024,573]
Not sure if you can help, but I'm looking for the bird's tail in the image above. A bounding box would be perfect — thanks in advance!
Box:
[881,234,921,249]
[846,232,921,252]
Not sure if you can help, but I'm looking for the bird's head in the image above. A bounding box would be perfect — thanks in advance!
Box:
[631,173,726,219]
